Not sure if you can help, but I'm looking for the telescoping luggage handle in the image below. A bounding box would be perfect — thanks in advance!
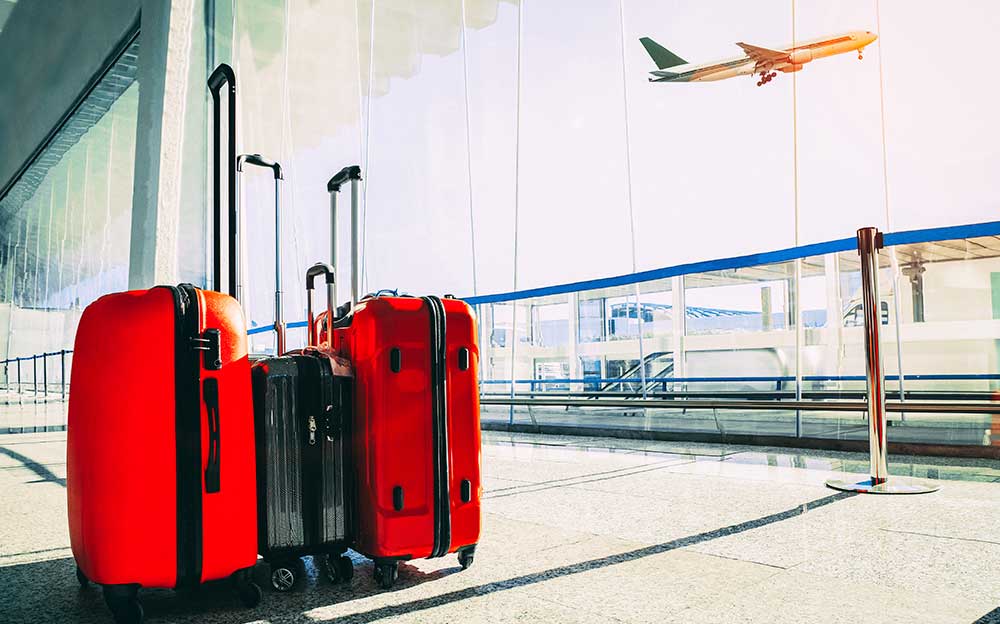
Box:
[326,165,362,306]
[208,64,237,298]
[237,153,286,354]
[306,263,335,347]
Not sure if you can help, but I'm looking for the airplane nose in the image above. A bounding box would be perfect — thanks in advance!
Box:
[867,32,878,44]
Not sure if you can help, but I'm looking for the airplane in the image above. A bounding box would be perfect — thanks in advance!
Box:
[640,31,878,86]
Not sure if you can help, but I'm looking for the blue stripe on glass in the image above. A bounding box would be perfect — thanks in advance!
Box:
[248,220,1000,324]
[461,220,1000,306]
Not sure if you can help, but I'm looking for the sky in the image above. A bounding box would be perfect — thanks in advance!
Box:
[231,0,1000,329]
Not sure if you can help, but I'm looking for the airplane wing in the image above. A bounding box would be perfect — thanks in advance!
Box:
[735,42,789,67]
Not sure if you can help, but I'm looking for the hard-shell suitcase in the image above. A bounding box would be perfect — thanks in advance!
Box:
[251,261,355,592]
[66,64,261,624]
[323,166,482,589]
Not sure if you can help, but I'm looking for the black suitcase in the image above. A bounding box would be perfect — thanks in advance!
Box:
[251,263,354,592]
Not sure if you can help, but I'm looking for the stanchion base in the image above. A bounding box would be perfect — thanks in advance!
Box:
[825,477,939,495]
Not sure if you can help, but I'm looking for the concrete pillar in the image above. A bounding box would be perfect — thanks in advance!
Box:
[128,0,198,289]
[671,276,685,382]
[567,292,580,390]
[761,285,772,331]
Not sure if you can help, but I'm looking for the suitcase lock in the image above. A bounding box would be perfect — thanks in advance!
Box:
[190,329,222,370]
[308,415,317,445]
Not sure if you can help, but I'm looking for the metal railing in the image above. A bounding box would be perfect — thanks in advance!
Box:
[1,350,73,401]
[480,395,1000,414]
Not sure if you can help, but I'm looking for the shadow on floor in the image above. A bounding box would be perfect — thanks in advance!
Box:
[0,491,855,623]
[0,445,65,486]
[0,554,457,624]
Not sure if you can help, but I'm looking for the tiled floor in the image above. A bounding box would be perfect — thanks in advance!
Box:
[1,430,998,623]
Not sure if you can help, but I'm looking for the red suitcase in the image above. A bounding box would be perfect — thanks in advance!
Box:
[66,64,261,624]
[323,167,482,588]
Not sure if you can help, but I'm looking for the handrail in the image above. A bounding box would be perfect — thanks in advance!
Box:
[1,349,72,401]
[480,396,1000,414]
[481,390,997,401]
[1,349,72,363]
[479,374,1000,384]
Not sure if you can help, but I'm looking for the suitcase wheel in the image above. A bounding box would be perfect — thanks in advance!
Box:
[269,559,305,592]
[75,565,90,589]
[458,547,476,571]
[373,561,398,590]
[322,554,354,584]
[103,585,143,624]
[231,568,263,608]
[236,580,263,607]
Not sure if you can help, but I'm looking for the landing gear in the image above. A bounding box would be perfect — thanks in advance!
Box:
[373,560,398,590]
[858,48,865,60]
[756,71,777,87]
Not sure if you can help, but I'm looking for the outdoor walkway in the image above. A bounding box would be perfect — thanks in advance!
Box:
[1,430,999,623]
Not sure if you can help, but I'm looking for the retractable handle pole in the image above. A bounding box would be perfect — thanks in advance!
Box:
[207,64,237,297]
[238,153,285,354]
[826,227,938,495]
[326,165,363,306]
[306,263,336,347]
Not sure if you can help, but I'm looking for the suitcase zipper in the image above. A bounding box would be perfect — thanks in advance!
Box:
[308,415,317,445]
[421,296,451,558]
[167,284,204,588]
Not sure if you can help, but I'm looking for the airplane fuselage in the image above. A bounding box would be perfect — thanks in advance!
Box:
[652,31,877,83]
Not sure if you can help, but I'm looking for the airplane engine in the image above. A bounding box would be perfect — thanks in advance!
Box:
[788,49,814,64]
[780,63,804,73]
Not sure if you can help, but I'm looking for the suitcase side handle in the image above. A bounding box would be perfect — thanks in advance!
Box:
[208,64,237,298]
[326,165,363,306]
[238,152,286,353]
[306,262,336,347]
[203,378,221,493]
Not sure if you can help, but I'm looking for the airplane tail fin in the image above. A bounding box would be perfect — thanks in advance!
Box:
[639,37,688,70]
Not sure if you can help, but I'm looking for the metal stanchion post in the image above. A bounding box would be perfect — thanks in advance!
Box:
[826,227,938,495]
[43,353,48,397]
[61,350,66,401]
[32,354,37,397]
[16,357,21,398]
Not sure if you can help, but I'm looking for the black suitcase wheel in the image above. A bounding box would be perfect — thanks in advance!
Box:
[322,554,354,584]
[269,559,304,592]
[231,567,263,607]
[75,565,90,588]
[237,581,263,607]
[458,547,475,570]
[104,585,143,624]
[373,561,398,590]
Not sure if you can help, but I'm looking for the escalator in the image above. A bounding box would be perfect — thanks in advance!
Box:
[598,351,675,395]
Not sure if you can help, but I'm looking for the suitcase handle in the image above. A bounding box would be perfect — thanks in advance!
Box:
[326,165,363,306]
[203,378,221,493]
[238,153,283,179]
[306,263,336,347]
[238,153,286,354]
[208,64,237,298]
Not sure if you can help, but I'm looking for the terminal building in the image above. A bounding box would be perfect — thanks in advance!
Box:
[1,2,999,623]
